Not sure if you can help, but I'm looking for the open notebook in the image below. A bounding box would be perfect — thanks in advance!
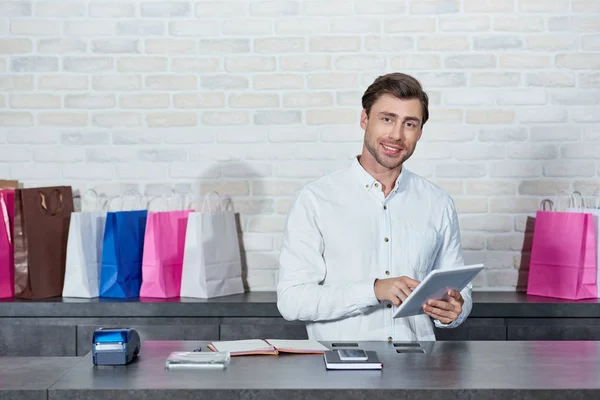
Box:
[207,339,330,356]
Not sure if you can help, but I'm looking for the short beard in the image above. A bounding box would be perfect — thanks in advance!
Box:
[364,131,405,170]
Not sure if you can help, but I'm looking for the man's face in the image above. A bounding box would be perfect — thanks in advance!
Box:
[360,93,423,171]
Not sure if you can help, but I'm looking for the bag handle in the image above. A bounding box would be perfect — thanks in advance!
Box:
[201,191,223,213]
[569,191,587,211]
[74,189,109,212]
[539,199,554,211]
[108,189,146,211]
[0,192,11,245]
[38,189,63,216]
[147,189,185,212]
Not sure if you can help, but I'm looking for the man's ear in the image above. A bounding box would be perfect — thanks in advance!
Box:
[360,109,368,130]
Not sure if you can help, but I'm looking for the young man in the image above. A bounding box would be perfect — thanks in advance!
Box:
[276,72,471,342]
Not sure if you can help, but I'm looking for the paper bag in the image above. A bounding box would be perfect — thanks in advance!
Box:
[180,193,244,298]
[14,186,74,299]
[0,189,15,298]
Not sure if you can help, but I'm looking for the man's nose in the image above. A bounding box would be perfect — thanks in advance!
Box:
[388,123,404,141]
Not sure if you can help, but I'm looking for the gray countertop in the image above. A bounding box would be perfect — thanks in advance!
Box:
[39,340,600,400]
[1,291,599,318]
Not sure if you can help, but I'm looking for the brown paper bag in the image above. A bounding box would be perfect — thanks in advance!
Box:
[0,180,19,189]
[14,186,74,299]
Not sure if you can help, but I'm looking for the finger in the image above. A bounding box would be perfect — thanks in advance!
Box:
[423,306,457,322]
[447,289,462,300]
[426,299,455,312]
[395,280,414,300]
[423,304,454,319]
[389,287,405,306]
[402,277,420,289]
[423,308,453,324]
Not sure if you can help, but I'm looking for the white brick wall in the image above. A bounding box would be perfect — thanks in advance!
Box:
[1,0,599,291]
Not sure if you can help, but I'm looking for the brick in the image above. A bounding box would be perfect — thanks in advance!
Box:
[117,21,164,36]
[255,38,305,53]
[526,35,579,50]
[410,0,458,14]
[0,76,33,91]
[467,110,514,124]
[471,72,520,87]
[335,55,386,71]
[146,75,197,90]
[230,93,279,108]
[519,180,570,196]
[331,19,380,33]
[519,0,569,12]
[283,93,333,108]
[255,74,303,90]
[120,94,169,109]
[549,16,600,32]
[148,112,197,127]
[275,161,337,178]
[92,40,138,54]
[241,234,273,251]
[146,39,195,54]
[419,36,469,50]
[474,36,523,50]
[65,21,114,36]
[199,39,250,54]
[439,16,490,31]
[571,107,600,123]
[222,162,273,178]
[336,91,363,107]
[245,252,280,270]
[169,20,220,37]
[89,3,134,17]
[61,132,109,146]
[65,94,116,109]
[427,109,463,123]
[255,110,301,125]
[0,2,31,16]
[556,54,600,70]
[583,126,600,141]
[63,164,114,180]
[40,112,87,126]
[302,0,352,15]
[478,127,528,142]
[93,75,140,91]
[173,93,225,109]
[112,130,162,145]
[39,39,87,54]
[275,198,294,214]
[392,54,443,70]
[275,18,327,35]
[36,1,84,17]
[453,197,488,213]
[460,215,512,232]
[141,2,190,17]
[421,125,476,143]
[435,163,486,178]
[200,181,249,196]
[226,56,276,72]
[309,109,359,125]
[8,130,58,144]
[544,161,595,177]
[252,180,305,196]
[530,125,580,141]
[169,162,218,179]
[562,143,600,159]
[489,161,542,178]
[197,1,249,17]
[550,90,599,106]
[92,113,141,127]
[0,39,32,54]
[497,89,547,105]
[63,57,113,73]
[516,108,567,123]
[223,19,272,35]
[172,57,221,73]
[573,180,600,196]
[444,90,497,106]
[11,20,60,35]
[493,16,544,32]
[117,164,168,180]
[10,94,60,109]
[526,72,574,87]
[452,144,505,160]
[411,143,452,160]
[0,146,30,161]
[414,72,466,87]
[384,18,436,32]
[445,54,496,69]
[118,57,167,72]
[461,234,485,251]
[0,20,6,35]
[245,270,277,291]
[365,37,414,52]
[573,0,600,12]
[487,234,530,252]
[269,127,319,142]
[582,35,600,51]
[467,181,516,196]
[202,111,249,125]
[11,57,57,73]
[464,0,513,12]
[280,55,330,71]
[138,149,187,163]
[507,143,558,160]
[214,130,265,145]
[34,148,83,163]
[201,75,248,90]
[309,36,361,52]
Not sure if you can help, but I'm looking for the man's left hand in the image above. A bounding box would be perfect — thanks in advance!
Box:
[422,289,463,324]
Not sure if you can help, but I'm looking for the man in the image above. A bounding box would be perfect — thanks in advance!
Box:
[276,72,471,342]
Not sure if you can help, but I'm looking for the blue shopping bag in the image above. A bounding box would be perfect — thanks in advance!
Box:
[99,210,148,298]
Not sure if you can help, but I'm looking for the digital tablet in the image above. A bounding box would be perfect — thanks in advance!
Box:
[392,264,484,319]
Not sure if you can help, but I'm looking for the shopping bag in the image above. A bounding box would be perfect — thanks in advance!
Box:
[14,186,74,299]
[99,193,148,299]
[180,192,244,298]
[0,189,15,298]
[528,197,598,299]
[140,195,192,298]
[62,190,108,298]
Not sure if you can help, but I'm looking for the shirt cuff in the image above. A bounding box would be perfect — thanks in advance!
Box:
[354,279,380,310]
[434,307,466,329]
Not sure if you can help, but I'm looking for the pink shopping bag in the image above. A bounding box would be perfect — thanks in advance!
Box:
[140,210,192,298]
[527,207,598,300]
[0,189,15,298]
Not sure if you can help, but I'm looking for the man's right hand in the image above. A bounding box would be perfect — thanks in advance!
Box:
[374,276,420,307]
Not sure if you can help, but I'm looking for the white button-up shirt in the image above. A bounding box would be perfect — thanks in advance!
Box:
[277,157,472,341]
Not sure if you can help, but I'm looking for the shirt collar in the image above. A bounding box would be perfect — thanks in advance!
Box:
[350,156,407,194]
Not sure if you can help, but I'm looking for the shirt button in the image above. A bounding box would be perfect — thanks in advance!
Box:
[374,183,379,187]
[387,303,392,308]
[388,337,393,342]
[383,205,387,210]
[365,184,369,189]
[385,270,390,275]
[384,237,389,242]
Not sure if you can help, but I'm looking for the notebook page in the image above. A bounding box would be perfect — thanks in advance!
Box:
[209,339,274,353]
[265,339,329,352]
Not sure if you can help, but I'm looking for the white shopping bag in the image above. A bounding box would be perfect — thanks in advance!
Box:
[62,190,108,298]
[180,193,244,298]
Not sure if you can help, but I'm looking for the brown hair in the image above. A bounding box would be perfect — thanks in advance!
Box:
[361,73,429,127]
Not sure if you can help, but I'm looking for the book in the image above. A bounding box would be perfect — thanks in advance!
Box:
[207,339,330,356]
[323,350,383,370]
[165,351,231,370]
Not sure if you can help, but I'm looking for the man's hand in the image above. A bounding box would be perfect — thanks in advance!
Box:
[374,276,420,307]
[423,289,463,324]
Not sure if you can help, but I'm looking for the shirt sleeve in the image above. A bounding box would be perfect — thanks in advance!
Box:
[431,196,473,329]
[276,189,380,322]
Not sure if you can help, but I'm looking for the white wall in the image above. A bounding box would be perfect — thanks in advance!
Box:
[1,0,599,291]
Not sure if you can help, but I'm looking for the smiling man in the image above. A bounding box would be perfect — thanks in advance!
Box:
[276,72,472,342]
